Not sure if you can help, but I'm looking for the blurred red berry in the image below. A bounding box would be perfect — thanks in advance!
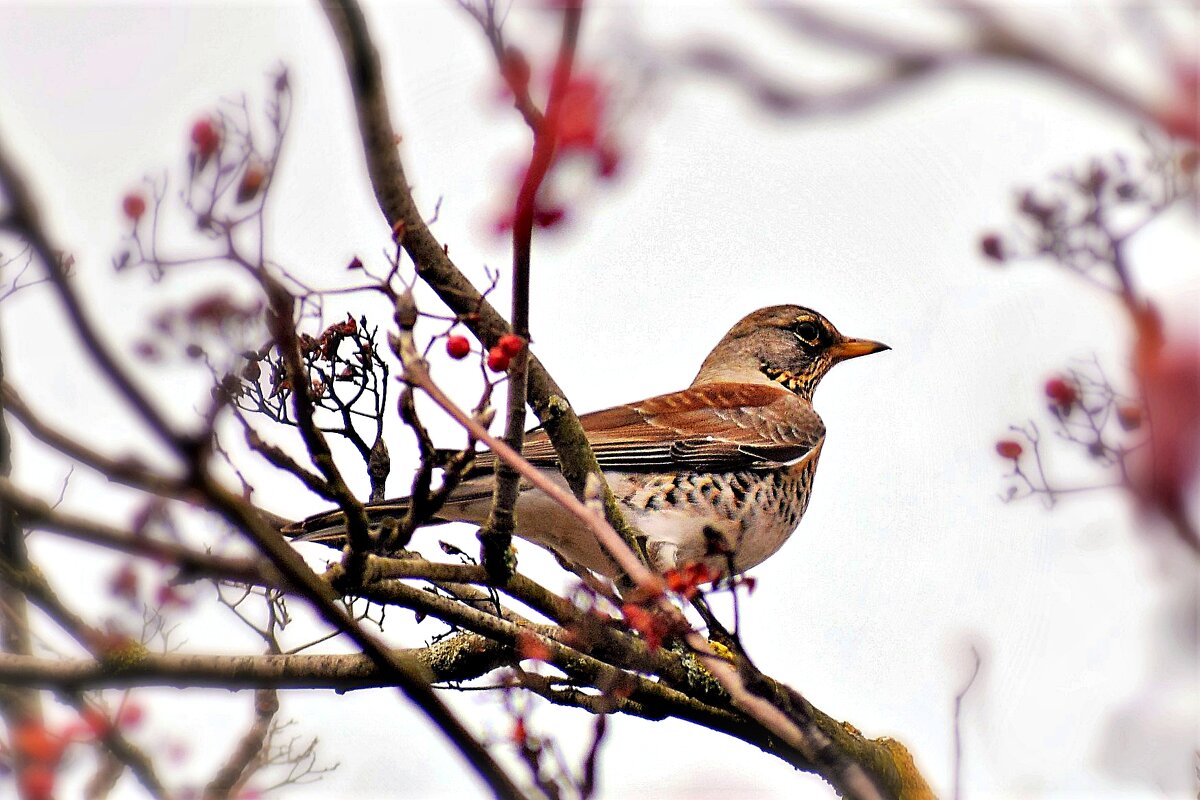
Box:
[533,207,566,228]
[515,630,551,662]
[17,763,55,800]
[556,77,603,151]
[1044,377,1077,410]
[621,603,667,650]
[497,334,524,357]
[596,144,621,179]
[122,193,146,222]
[1117,403,1144,431]
[117,702,144,730]
[1160,107,1200,142]
[13,723,61,764]
[512,718,527,745]
[1130,328,1200,523]
[445,335,471,360]
[664,570,686,593]
[1159,60,1200,143]
[995,440,1023,460]
[979,233,1005,262]
[236,164,266,203]
[108,563,139,603]
[155,583,189,609]
[663,562,715,599]
[133,340,160,361]
[184,292,241,326]
[190,118,221,161]
[80,707,111,737]
[487,346,510,372]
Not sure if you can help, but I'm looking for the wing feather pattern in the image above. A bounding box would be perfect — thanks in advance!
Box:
[469,382,824,475]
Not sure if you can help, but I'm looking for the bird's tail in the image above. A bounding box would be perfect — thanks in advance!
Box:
[280,498,443,551]
[281,479,496,551]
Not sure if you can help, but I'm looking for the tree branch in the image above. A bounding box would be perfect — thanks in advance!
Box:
[318,0,646,563]
[483,1,583,580]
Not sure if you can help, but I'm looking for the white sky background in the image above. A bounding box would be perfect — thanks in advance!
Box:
[0,1,1198,799]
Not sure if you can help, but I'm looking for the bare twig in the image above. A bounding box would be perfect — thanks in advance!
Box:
[952,647,983,800]
[483,0,584,581]
[203,688,280,799]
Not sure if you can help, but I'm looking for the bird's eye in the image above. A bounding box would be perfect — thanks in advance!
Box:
[794,321,820,343]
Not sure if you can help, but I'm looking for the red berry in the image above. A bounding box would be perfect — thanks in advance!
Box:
[1044,377,1077,409]
[445,335,471,360]
[596,144,621,179]
[497,334,524,357]
[190,118,220,159]
[122,193,146,222]
[13,723,61,763]
[18,763,55,800]
[108,563,138,602]
[116,702,144,729]
[515,630,551,662]
[236,164,265,203]
[533,207,566,228]
[979,233,1005,262]
[80,707,110,737]
[995,439,1023,460]
[155,583,189,609]
[1117,403,1143,431]
[557,78,602,151]
[486,346,510,372]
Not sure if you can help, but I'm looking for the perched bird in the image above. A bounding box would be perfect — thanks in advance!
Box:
[285,305,888,577]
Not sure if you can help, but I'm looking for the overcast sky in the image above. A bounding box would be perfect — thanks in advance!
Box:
[1,2,1197,799]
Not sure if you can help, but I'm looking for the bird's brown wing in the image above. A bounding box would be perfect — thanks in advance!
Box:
[473,382,824,475]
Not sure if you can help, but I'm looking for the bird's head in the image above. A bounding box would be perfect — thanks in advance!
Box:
[692,305,889,399]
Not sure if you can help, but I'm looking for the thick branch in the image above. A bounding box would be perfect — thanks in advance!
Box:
[319,0,645,560]
[0,326,44,774]
[0,635,510,691]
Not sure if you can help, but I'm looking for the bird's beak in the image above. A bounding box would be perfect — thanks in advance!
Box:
[829,337,890,362]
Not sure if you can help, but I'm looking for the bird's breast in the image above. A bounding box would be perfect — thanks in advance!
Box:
[612,457,820,573]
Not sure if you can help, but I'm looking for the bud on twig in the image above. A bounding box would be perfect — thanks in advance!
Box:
[368,436,391,503]
[394,288,418,329]
[473,406,496,428]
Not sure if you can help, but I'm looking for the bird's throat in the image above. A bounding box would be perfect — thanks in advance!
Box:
[760,363,815,399]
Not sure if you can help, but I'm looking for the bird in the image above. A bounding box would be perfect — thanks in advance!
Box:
[284,305,888,578]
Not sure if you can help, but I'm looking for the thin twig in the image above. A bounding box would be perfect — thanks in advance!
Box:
[952,647,982,800]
